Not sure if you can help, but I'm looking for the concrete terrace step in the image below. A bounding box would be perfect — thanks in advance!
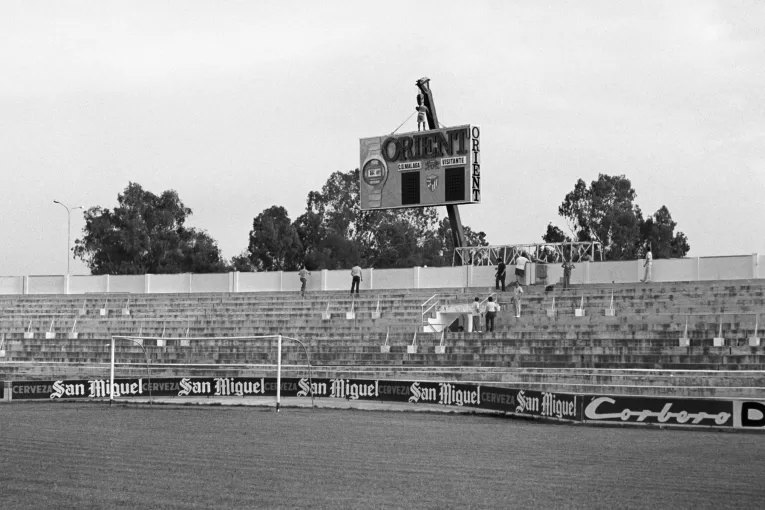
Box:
[4,346,762,363]
[1,330,758,343]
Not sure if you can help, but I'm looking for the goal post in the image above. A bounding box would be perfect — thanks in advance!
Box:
[109,334,314,409]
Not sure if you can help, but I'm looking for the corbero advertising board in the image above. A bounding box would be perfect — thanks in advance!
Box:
[583,395,733,427]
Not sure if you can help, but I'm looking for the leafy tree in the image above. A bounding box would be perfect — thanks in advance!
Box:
[369,220,422,268]
[428,218,489,265]
[552,175,690,260]
[639,206,690,258]
[558,175,642,260]
[246,206,303,271]
[670,232,691,258]
[542,223,570,244]
[229,251,256,272]
[291,209,362,270]
[74,182,228,274]
[287,169,487,269]
[303,169,440,252]
[180,229,232,273]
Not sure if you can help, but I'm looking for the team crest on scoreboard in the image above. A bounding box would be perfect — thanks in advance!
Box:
[426,174,439,192]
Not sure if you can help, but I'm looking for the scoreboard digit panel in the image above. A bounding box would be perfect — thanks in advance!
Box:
[359,124,481,211]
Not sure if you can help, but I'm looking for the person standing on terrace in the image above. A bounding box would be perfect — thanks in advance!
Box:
[512,281,524,317]
[471,296,482,333]
[484,296,500,333]
[350,264,362,295]
[495,260,507,292]
[298,266,311,298]
[641,246,653,283]
[562,260,575,290]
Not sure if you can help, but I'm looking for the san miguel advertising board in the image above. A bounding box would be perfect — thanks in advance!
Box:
[359,125,480,210]
[10,378,580,421]
[15,377,762,430]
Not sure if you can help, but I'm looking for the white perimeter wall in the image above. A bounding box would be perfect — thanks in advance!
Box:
[69,275,108,294]
[190,273,229,293]
[27,276,65,294]
[0,276,24,294]
[239,271,281,292]
[110,275,145,294]
[419,266,467,289]
[372,268,413,290]
[698,256,755,281]
[2,254,761,295]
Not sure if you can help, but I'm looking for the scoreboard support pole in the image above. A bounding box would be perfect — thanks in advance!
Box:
[446,205,466,260]
[416,77,466,255]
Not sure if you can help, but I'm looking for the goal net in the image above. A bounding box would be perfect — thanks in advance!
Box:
[108,334,314,410]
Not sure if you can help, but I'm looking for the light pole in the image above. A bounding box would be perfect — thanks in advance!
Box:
[53,200,83,275]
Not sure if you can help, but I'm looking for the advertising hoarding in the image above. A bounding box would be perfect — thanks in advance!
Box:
[733,400,765,429]
[10,378,577,421]
[359,125,480,210]
[582,395,733,427]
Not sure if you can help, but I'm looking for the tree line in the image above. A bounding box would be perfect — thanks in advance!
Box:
[543,174,689,260]
[73,172,688,275]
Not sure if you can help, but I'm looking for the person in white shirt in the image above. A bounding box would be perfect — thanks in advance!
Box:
[484,296,500,332]
[512,282,524,317]
[640,247,652,283]
[471,297,482,333]
[515,253,530,285]
[350,265,363,295]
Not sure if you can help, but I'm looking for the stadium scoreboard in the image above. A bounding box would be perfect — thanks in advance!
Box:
[359,125,480,210]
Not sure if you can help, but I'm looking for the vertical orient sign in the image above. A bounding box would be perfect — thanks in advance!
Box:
[359,125,481,210]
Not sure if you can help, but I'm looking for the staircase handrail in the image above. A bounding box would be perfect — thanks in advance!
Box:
[421,294,440,324]
[478,292,496,308]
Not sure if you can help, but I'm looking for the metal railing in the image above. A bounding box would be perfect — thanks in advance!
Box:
[455,241,603,266]
[420,294,440,326]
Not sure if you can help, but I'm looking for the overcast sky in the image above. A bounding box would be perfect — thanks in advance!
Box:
[1,0,763,276]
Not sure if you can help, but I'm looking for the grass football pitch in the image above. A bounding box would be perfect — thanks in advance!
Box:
[0,402,763,509]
